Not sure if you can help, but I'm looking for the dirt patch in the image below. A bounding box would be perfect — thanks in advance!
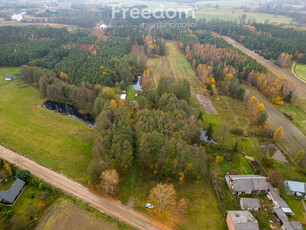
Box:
[196,93,218,114]
[36,199,115,230]
[131,45,147,62]
[250,161,268,177]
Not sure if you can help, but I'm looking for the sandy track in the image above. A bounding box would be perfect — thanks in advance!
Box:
[0,145,170,230]
[221,36,306,100]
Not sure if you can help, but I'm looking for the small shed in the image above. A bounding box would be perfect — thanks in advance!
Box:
[240,198,260,211]
[5,75,14,81]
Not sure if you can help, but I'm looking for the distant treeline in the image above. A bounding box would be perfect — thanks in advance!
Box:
[195,21,306,63]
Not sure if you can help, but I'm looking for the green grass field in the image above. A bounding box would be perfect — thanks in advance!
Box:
[283,195,306,225]
[0,68,94,184]
[195,8,293,24]
[0,67,20,86]
[278,103,306,135]
[295,63,306,81]
[119,166,226,230]
[126,85,138,100]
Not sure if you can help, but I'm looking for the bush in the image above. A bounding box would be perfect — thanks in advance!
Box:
[16,170,30,182]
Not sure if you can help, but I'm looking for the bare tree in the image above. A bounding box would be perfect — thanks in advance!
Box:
[100,169,119,196]
[149,183,177,219]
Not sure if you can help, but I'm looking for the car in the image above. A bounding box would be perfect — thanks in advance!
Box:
[146,203,153,209]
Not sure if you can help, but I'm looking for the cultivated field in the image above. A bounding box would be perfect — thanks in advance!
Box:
[0,68,93,184]
[245,85,306,164]
[195,8,293,24]
[36,199,115,230]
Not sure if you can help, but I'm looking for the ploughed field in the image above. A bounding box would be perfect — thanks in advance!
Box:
[0,71,93,184]
[36,199,115,230]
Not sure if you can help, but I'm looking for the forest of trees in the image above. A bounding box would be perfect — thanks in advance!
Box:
[1,26,147,86]
[195,21,306,63]
[177,29,296,107]
[88,76,207,185]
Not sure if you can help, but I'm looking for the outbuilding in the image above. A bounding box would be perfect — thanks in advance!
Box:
[0,178,26,206]
[240,198,260,211]
[5,75,15,81]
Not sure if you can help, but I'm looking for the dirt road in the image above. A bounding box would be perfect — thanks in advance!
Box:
[244,86,306,164]
[221,36,306,101]
[0,145,169,230]
[291,61,306,83]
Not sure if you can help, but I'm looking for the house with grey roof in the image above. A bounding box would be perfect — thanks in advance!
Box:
[0,178,26,206]
[240,198,260,211]
[226,211,259,230]
[290,221,303,230]
[267,183,293,215]
[225,175,269,195]
[273,208,299,230]
[284,180,306,198]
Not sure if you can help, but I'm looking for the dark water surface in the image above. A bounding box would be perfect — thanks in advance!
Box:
[43,101,95,127]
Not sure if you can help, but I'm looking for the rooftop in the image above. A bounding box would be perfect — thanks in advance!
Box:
[226,175,268,192]
[268,183,292,214]
[0,178,26,204]
[227,211,259,230]
[273,208,294,230]
[290,221,303,230]
[240,198,260,209]
[285,180,306,194]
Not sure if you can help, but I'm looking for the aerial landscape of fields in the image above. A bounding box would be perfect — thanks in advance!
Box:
[0,0,305,229]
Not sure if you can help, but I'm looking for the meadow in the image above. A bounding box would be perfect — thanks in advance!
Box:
[295,63,306,81]
[0,67,94,184]
[194,8,293,24]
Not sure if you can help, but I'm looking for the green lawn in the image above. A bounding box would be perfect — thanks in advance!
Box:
[283,195,306,225]
[119,166,226,229]
[126,85,138,100]
[278,103,306,135]
[209,95,257,133]
[179,56,193,75]
[0,67,20,86]
[295,63,306,81]
[0,71,94,184]
[195,8,293,24]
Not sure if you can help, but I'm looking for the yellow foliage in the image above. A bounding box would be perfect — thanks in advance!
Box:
[4,163,12,175]
[273,126,283,140]
[271,97,284,106]
[110,99,117,108]
[215,155,224,165]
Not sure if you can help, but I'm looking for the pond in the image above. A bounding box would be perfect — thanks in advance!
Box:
[43,101,96,127]
[200,130,217,144]
[133,76,142,91]
[260,142,288,163]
